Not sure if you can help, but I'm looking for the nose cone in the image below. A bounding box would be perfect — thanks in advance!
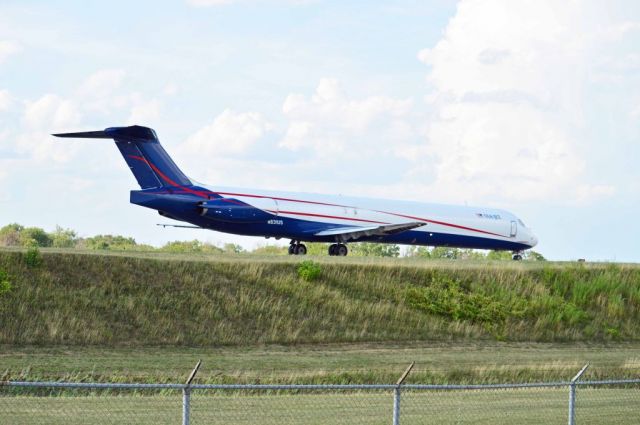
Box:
[529,234,538,248]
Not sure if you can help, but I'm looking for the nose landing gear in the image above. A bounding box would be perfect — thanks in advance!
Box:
[288,241,307,255]
[512,252,523,261]
[328,243,348,256]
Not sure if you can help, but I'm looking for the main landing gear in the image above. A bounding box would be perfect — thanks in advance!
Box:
[288,241,307,255]
[287,241,349,256]
[328,243,348,256]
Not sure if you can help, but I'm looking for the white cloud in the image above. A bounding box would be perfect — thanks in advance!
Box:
[574,184,616,205]
[426,102,587,202]
[77,69,126,99]
[415,0,613,205]
[174,81,418,192]
[0,160,13,202]
[280,78,413,155]
[0,40,21,64]
[420,1,587,114]
[18,94,82,162]
[163,83,179,96]
[0,90,11,111]
[180,109,272,160]
[23,94,81,131]
[599,21,640,42]
[127,95,162,125]
[7,69,175,167]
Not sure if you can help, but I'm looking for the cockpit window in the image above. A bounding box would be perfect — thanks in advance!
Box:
[518,219,526,227]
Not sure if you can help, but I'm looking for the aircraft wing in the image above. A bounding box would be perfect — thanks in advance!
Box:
[314,221,426,242]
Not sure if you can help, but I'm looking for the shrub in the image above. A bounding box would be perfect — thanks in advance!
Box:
[405,276,514,326]
[297,260,322,281]
[0,269,11,296]
[24,246,42,268]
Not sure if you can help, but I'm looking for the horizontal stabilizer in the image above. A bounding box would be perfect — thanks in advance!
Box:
[52,125,159,142]
[52,130,111,139]
[315,221,426,242]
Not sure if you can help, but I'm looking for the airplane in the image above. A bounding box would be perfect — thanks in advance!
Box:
[53,125,538,259]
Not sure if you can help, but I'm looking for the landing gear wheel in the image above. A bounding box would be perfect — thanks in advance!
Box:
[512,254,523,261]
[328,244,338,256]
[288,245,296,255]
[336,244,348,256]
[296,244,307,255]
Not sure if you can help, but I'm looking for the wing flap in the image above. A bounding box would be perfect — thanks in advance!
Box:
[315,221,426,242]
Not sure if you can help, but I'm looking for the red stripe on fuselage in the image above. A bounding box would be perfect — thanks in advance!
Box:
[376,211,505,238]
[218,198,246,206]
[218,191,501,237]
[132,165,502,238]
[267,210,387,225]
[216,191,355,208]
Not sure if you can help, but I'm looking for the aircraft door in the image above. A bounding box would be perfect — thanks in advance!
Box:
[510,220,517,237]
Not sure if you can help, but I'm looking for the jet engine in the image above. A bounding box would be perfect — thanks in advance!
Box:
[197,198,273,223]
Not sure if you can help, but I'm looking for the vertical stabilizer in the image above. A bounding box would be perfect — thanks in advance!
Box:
[53,125,191,190]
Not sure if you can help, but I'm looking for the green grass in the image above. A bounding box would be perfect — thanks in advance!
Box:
[2,387,639,425]
[2,342,640,384]
[2,249,639,422]
[1,249,639,348]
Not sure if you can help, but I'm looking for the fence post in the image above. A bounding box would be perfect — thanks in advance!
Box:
[183,387,191,425]
[568,363,589,425]
[183,360,202,425]
[393,362,415,425]
[393,387,401,425]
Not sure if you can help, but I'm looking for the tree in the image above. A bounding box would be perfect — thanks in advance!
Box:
[223,243,245,254]
[486,250,547,261]
[304,243,330,256]
[0,223,23,247]
[430,247,460,259]
[51,225,77,248]
[486,250,512,260]
[458,249,486,260]
[252,244,288,255]
[20,227,52,247]
[350,243,400,257]
[525,251,546,261]
[405,246,432,258]
[161,240,222,253]
[84,235,138,250]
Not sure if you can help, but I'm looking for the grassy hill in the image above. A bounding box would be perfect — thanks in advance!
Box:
[1,249,639,347]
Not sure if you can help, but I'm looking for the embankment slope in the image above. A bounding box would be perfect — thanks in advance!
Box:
[1,250,639,346]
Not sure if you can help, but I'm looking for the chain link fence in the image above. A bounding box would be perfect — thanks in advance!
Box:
[1,378,639,424]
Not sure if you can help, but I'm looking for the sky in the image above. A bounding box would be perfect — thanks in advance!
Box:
[0,0,639,261]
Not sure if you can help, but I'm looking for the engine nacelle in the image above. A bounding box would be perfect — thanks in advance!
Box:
[197,199,273,223]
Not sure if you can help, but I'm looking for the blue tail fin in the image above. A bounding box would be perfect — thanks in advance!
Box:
[53,125,191,190]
